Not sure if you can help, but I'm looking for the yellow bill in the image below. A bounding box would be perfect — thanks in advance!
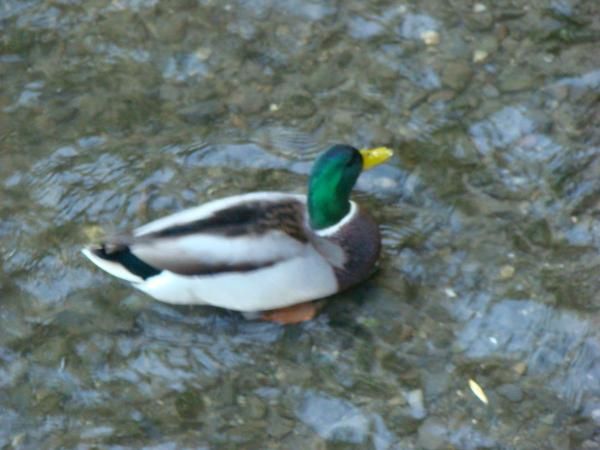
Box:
[359,147,393,170]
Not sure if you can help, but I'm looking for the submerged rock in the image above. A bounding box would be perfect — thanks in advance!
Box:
[498,68,536,92]
[497,384,524,402]
[441,61,473,91]
[417,417,448,450]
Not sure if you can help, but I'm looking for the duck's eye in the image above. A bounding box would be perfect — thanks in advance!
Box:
[347,152,361,167]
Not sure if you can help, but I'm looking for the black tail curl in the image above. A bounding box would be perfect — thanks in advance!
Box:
[91,243,161,280]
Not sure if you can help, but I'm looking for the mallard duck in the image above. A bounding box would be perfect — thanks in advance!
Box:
[82,144,393,323]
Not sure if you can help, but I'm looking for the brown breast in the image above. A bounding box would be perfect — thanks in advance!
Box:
[329,205,381,291]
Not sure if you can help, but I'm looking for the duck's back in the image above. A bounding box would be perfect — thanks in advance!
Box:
[82,192,342,311]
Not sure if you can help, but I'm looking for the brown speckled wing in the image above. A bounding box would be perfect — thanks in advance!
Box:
[142,200,308,243]
[94,199,310,277]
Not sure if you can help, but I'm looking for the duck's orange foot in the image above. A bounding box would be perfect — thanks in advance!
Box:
[260,302,321,324]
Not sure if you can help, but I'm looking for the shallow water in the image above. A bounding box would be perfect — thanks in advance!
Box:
[1,0,600,448]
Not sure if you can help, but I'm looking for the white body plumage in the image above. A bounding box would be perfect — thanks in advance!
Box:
[83,192,359,312]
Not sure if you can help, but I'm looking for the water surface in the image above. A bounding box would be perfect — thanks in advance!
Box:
[1,0,599,448]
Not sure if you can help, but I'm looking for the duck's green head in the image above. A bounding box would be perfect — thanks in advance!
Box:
[308,144,393,230]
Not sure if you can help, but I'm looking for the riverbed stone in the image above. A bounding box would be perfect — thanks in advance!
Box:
[417,417,448,450]
[441,61,473,91]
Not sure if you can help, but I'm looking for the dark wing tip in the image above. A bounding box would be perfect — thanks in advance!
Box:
[90,241,162,280]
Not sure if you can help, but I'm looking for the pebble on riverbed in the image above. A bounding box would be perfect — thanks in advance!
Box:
[499,265,515,280]
[420,30,440,46]
[473,49,489,63]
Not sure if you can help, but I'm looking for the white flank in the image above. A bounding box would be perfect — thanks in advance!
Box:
[131,231,305,268]
[81,191,360,311]
[81,248,143,283]
[135,244,338,311]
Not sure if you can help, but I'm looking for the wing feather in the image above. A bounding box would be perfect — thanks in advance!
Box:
[92,194,312,277]
[130,231,305,275]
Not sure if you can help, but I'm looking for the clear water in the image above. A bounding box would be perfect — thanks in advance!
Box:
[1,0,599,448]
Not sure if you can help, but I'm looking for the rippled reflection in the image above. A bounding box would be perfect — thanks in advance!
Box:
[1,0,599,448]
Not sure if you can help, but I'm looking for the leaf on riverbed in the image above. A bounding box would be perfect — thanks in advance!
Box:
[468,379,489,405]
